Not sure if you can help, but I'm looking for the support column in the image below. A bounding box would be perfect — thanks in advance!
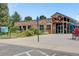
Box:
[63,17,64,34]
[66,18,67,34]
[63,23,64,34]
[68,19,70,33]
[54,24,56,33]
[60,23,61,33]
[21,26,24,31]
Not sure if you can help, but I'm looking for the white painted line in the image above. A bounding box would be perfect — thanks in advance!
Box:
[25,50,34,56]
[25,52,31,56]
[13,49,49,56]
[26,50,34,53]
[35,50,48,56]
[13,50,33,56]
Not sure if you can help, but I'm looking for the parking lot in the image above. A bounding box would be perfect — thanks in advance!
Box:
[0,34,79,56]
[0,43,79,56]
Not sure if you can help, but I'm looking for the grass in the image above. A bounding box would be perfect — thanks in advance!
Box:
[0,31,48,39]
[0,32,20,39]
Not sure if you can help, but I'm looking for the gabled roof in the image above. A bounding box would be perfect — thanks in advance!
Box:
[51,12,77,23]
[51,12,74,20]
[51,12,67,17]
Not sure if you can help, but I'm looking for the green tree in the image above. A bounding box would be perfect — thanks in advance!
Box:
[24,16,32,21]
[8,12,21,33]
[11,11,21,22]
[0,3,9,26]
[40,15,46,20]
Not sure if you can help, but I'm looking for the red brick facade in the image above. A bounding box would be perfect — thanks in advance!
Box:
[15,12,77,34]
[15,19,52,34]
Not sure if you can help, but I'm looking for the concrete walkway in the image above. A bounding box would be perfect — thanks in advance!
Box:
[0,34,79,54]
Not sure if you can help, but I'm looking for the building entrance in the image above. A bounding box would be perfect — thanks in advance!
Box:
[56,23,63,33]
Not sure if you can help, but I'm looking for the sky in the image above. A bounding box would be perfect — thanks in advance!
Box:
[8,3,79,20]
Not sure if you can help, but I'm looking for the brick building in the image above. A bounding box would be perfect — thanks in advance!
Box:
[15,19,52,34]
[15,12,78,34]
[51,12,76,34]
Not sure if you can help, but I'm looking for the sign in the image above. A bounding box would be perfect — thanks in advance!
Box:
[0,27,8,32]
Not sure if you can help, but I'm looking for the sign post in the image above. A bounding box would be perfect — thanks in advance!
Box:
[36,16,40,42]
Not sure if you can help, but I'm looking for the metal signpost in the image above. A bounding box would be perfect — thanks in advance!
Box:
[36,16,39,42]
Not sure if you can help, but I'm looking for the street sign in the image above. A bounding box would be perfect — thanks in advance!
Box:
[0,27,8,32]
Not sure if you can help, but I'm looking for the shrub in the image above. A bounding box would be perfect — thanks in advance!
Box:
[26,29,34,36]
[9,26,19,33]
[19,31,26,37]
[18,28,43,37]
[34,29,43,35]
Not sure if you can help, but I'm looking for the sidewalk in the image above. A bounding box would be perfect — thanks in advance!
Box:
[0,34,79,54]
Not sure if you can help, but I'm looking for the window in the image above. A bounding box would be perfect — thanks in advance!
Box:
[19,26,21,31]
[64,23,66,28]
[56,23,60,33]
[23,26,26,30]
[28,25,31,29]
[47,25,51,30]
[64,17,66,21]
[40,25,44,31]
[67,19,69,22]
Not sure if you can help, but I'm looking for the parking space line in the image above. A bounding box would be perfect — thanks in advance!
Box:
[25,50,34,56]
[26,50,34,53]
[25,52,31,56]
[13,49,49,56]
[13,50,34,56]
[35,50,48,56]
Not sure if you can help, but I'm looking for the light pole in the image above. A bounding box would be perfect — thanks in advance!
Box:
[36,16,39,42]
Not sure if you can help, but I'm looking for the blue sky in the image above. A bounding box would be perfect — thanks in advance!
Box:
[8,3,79,20]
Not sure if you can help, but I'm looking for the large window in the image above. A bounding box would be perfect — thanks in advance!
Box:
[64,23,66,28]
[19,26,22,31]
[64,23,66,33]
[67,19,69,22]
[56,23,60,33]
[40,25,44,31]
[28,25,31,29]
[64,17,66,21]
[23,26,26,30]
[56,23,63,33]
[46,25,51,30]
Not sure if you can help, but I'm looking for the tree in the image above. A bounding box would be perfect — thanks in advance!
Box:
[0,3,9,26]
[11,11,21,22]
[24,16,32,21]
[8,12,21,33]
[39,15,46,20]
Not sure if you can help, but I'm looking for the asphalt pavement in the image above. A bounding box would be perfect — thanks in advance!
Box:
[0,43,79,56]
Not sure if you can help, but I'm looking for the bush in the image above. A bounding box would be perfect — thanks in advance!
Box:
[34,29,43,35]
[19,32,26,37]
[26,29,34,36]
[9,26,19,33]
[18,28,43,37]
